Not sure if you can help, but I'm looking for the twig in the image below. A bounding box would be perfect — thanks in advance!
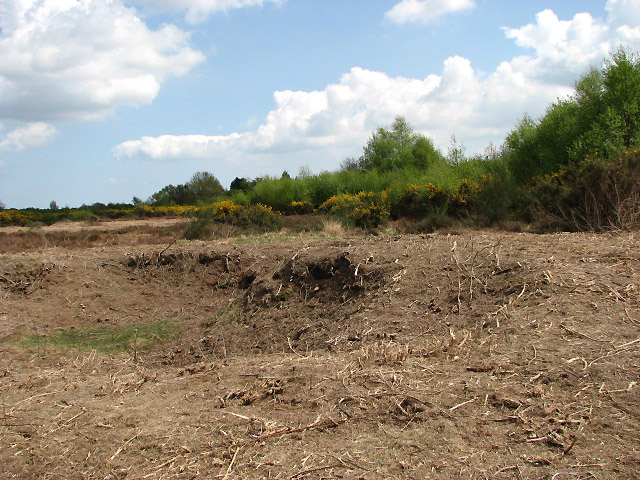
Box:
[289,463,342,479]
[563,437,578,455]
[157,237,177,258]
[109,430,142,461]
[221,334,227,358]
[221,447,241,480]
[287,337,306,358]
[616,337,640,350]
[559,323,605,342]
[152,454,182,471]
[494,465,520,476]
[47,408,86,434]
[588,338,639,367]
[248,416,344,443]
[449,397,477,411]
[10,391,59,408]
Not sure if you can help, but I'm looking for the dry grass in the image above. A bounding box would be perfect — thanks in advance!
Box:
[320,218,347,237]
[1,226,639,479]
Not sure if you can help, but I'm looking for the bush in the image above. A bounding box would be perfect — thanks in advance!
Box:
[530,150,640,231]
[134,205,155,218]
[287,200,314,215]
[0,210,37,226]
[468,161,530,225]
[320,191,390,229]
[228,203,281,231]
[448,179,482,216]
[183,202,281,240]
[249,176,307,212]
[390,182,449,219]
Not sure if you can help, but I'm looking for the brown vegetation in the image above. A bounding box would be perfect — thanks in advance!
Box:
[1,218,638,479]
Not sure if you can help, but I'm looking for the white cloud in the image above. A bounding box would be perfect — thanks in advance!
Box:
[115,133,242,159]
[0,0,204,124]
[385,0,475,25]
[115,2,640,172]
[606,0,640,29]
[0,123,57,152]
[131,0,283,23]
[504,9,613,85]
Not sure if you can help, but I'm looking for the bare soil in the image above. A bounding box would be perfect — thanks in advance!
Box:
[1,219,639,479]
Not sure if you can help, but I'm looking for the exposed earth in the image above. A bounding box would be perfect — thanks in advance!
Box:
[0,219,638,479]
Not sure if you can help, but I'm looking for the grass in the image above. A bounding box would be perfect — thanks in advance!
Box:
[17,319,181,354]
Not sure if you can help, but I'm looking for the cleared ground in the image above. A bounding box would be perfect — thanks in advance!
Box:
[1,219,638,479]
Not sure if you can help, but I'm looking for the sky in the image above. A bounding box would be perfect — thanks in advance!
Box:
[1,0,640,209]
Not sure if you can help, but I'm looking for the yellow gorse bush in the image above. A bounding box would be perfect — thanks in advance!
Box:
[288,200,314,215]
[0,209,38,226]
[449,179,482,206]
[320,190,390,228]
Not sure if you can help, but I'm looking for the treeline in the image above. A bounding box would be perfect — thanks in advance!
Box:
[2,48,639,232]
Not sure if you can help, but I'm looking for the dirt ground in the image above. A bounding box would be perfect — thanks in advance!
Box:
[0,219,638,479]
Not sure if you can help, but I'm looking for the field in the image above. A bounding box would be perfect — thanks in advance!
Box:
[0,219,638,479]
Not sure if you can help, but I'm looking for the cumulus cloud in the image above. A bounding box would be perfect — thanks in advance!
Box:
[0,123,57,152]
[113,61,521,162]
[0,0,204,124]
[606,0,640,29]
[115,2,640,169]
[385,0,475,25]
[131,0,283,23]
[504,9,613,85]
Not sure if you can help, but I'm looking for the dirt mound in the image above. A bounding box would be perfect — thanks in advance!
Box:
[245,252,383,307]
[0,262,55,294]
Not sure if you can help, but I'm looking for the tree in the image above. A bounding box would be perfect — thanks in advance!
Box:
[446,134,466,163]
[339,157,363,172]
[359,116,442,171]
[229,177,254,192]
[187,172,224,203]
[412,137,442,169]
[506,47,640,181]
[0,200,5,210]
[49,200,59,210]
[148,172,225,205]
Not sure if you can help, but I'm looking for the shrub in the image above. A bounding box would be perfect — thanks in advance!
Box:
[287,200,314,215]
[390,182,449,219]
[105,208,131,219]
[134,205,155,218]
[530,149,640,231]
[468,161,530,225]
[448,179,482,215]
[184,202,281,240]
[207,200,240,222]
[249,176,307,212]
[68,209,99,223]
[320,191,390,228]
[228,203,281,231]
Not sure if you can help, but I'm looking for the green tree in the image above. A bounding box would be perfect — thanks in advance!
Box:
[148,184,191,205]
[412,137,442,169]
[229,177,254,192]
[339,157,363,172]
[506,47,640,182]
[187,172,224,203]
[359,116,442,171]
[446,134,466,163]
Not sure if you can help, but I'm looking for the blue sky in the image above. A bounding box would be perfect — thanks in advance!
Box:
[1,0,639,209]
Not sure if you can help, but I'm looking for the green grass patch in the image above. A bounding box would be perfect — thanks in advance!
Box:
[17,319,181,354]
